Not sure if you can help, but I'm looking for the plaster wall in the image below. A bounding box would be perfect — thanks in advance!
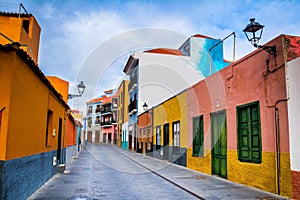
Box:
[0,51,67,161]
[286,57,300,171]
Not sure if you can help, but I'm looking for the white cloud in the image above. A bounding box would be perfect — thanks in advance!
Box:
[27,0,300,112]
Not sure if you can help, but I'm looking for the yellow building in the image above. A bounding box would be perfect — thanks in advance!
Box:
[117,80,129,148]
[152,90,187,166]
[0,12,41,64]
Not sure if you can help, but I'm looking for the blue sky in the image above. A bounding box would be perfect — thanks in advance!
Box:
[1,0,300,111]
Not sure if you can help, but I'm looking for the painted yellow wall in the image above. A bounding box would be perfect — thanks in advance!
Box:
[0,49,67,161]
[227,151,292,198]
[0,50,14,160]
[187,147,292,198]
[117,80,129,124]
[187,148,211,174]
[47,76,69,103]
[0,14,41,64]
[153,92,187,147]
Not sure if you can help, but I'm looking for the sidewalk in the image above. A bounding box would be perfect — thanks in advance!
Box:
[28,144,289,200]
[112,145,288,200]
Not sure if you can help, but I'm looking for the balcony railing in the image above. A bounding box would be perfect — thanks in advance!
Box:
[128,99,137,114]
[95,108,101,113]
[101,105,112,114]
[128,74,137,92]
[100,119,117,127]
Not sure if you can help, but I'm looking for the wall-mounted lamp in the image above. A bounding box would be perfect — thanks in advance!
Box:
[143,102,148,111]
[68,81,86,99]
[243,18,276,57]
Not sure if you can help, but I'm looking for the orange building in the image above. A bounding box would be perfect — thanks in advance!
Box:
[137,108,153,155]
[0,12,41,64]
[0,11,75,200]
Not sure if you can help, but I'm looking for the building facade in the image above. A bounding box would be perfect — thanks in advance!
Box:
[0,12,40,64]
[129,34,300,199]
[152,92,188,167]
[0,11,75,199]
[116,80,129,148]
[86,97,103,143]
[123,34,229,152]
[137,109,153,156]
[100,95,118,144]
[0,44,70,200]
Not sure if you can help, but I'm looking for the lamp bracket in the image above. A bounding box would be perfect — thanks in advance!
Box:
[254,44,277,57]
[68,94,81,99]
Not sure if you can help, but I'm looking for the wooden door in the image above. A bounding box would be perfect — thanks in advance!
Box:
[163,123,169,160]
[211,110,227,179]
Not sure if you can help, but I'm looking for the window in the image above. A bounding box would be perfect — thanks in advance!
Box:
[173,121,180,153]
[192,115,204,157]
[22,19,30,34]
[237,101,262,163]
[95,116,100,124]
[156,126,161,150]
[95,105,100,113]
[179,39,190,56]
[87,117,92,128]
[46,110,53,147]
[88,106,92,113]
[147,128,151,141]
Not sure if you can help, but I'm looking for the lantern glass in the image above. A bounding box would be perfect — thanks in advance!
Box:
[143,102,148,111]
[77,81,86,96]
[243,18,264,46]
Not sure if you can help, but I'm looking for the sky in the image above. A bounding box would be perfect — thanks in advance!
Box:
[1,0,300,112]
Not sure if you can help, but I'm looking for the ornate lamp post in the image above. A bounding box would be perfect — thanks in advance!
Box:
[243,18,276,56]
[68,81,86,99]
[143,102,148,111]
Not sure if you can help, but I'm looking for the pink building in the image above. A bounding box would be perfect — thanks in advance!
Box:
[186,34,300,199]
[100,95,118,144]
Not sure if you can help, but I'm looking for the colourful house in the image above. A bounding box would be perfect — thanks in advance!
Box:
[132,34,300,199]
[124,34,229,152]
[86,96,104,143]
[0,43,70,199]
[100,95,118,144]
[0,11,77,199]
[0,12,40,64]
[137,108,153,155]
[185,34,300,199]
[116,80,129,148]
[152,91,188,166]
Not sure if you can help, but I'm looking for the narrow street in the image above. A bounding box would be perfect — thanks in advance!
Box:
[28,144,288,200]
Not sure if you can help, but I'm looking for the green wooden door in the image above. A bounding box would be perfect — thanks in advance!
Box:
[211,110,227,179]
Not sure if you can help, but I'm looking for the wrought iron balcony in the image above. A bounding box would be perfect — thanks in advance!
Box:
[128,99,137,114]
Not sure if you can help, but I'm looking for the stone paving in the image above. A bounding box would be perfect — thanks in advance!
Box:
[28,143,289,200]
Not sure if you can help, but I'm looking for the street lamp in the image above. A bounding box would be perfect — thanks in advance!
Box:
[68,81,86,99]
[143,102,148,111]
[243,18,276,56]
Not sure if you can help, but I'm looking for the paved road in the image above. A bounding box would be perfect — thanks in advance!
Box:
[28,144,288,200]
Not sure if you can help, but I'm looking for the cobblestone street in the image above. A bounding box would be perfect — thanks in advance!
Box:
[28,144,288,200]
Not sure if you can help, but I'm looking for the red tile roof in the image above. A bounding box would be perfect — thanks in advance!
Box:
[86,96,106,104]
[192,34,215,39]
[0,12,32,17]
[144,48,184,56]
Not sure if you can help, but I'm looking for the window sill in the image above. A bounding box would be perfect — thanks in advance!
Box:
[192,154,204,158]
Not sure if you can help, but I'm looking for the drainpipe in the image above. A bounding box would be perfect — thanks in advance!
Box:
[275,108,281,195]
